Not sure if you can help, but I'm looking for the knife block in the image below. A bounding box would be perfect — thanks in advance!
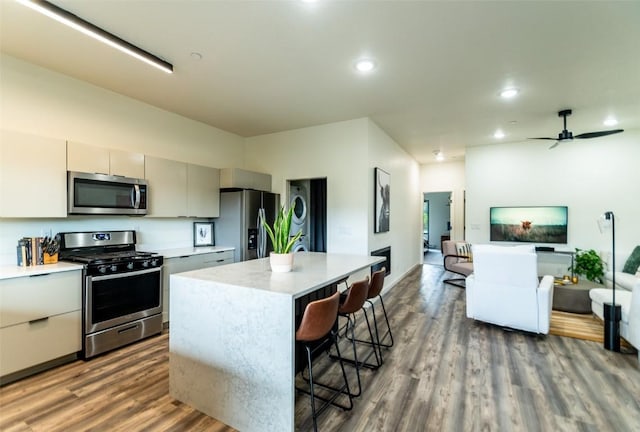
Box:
[43,252,58,264]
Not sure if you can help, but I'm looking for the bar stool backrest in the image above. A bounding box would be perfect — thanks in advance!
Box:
[339,278,370,315]
[296,291,340,342]
[368,267,386,298]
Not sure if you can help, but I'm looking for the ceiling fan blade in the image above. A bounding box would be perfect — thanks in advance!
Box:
[574,129,624,139]
[527,137,557,140]
[549,141,560,149]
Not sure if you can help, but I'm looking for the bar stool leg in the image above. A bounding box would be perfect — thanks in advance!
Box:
[305,345,319,432]
[377,296,394,348]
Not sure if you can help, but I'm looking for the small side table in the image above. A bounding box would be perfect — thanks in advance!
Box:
[552,279,603,314]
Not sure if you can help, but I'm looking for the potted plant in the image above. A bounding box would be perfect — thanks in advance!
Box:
[261,205,302,272]
[570,248,605,283]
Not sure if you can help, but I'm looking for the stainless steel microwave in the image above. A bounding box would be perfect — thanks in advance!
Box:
[68,171,148,215]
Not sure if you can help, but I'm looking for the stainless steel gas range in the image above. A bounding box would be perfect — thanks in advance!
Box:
[58,230,163,359]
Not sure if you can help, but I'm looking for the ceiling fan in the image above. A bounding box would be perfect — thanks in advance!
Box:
[529,109,624,149]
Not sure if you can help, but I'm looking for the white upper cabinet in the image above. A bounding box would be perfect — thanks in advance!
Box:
[187,164,220,218]
[145,156,220,218]
[67,141,145,178]
[110,149,145,178]
[145,156,188,217]
[0,130,67,218]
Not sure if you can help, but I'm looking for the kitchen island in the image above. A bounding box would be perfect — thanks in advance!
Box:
[169,252,384,432]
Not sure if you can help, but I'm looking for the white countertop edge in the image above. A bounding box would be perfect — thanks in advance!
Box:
[0,262,84,280]
[171,253,384,299]
[150,246,235,259]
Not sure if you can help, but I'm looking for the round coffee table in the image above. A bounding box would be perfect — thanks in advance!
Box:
[552,279,604,314]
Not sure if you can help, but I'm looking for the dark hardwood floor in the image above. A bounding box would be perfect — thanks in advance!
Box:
[1,264,639,431]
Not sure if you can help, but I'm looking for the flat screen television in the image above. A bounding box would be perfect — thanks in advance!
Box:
[490,206,568,244]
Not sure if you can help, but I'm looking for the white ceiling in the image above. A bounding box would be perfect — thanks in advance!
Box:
[1,0,639,164]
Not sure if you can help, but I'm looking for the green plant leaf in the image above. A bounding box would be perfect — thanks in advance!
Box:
[261,204,300,254]
[570,248,604,283]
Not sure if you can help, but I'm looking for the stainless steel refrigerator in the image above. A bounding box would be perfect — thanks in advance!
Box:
[215,189,280,262]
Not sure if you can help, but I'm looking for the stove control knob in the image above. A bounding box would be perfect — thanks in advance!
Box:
[98,266,107,274]
[151,258,159,267]
[127,262,134,270]
[110,265,118,272]
[141,260,150,268]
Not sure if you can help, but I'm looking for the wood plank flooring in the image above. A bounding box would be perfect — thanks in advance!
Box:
[1,263,639,431]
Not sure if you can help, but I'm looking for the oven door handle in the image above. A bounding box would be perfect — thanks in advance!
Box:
[90,266,161,282]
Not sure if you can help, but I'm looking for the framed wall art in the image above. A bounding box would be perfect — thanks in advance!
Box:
[193,221,215,247]
[374,167,390,233]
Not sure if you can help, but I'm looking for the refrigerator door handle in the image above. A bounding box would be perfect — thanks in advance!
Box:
[257,208,266,258]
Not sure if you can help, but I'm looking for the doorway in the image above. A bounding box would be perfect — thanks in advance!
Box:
[423,191,451,251]
[287,178,327,252]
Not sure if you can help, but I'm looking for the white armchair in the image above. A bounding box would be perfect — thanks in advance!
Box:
[466,244,555,334]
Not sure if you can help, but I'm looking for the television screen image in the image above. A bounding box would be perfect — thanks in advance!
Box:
[490,206,568,244]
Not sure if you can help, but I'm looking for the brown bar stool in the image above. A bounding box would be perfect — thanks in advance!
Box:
[296,291,352,432]
[333,277,381,397]
[368,267,394,349]
[350,268,393,364]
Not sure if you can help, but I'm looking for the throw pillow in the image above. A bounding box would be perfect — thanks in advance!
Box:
[622,245,640,274]
[456,242,473,262]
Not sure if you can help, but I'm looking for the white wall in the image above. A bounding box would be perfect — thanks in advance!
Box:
[245,118,422,288]
[420,160,465,241]
[366,119,422,281]
[0,54,245,264]
[245,118,369,254]
[465,131,640,256]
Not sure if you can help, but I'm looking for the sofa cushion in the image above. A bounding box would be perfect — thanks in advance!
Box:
[606,271,640,292]
[589,288,632,324]
[622,245,640,274]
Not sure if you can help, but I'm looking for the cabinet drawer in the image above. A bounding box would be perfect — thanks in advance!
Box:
[0,310,81,377]
[0,271,81,328]
[202,250,234,266]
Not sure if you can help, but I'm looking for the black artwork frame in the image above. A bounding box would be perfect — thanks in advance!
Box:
[193,221,215,247]
[374,167,390,233]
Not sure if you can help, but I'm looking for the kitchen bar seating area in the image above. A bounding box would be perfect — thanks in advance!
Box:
[169,252,388,432]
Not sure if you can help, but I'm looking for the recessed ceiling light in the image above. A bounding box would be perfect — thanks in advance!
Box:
[355,59,376,73]
[604,116,618,126]
[494,130,505,139]
[190,52,203,61]
[499,88,519,99]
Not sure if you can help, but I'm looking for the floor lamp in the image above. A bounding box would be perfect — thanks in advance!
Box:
[599,211,621,352]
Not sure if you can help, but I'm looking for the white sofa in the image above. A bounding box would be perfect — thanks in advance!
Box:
[466,244,554,334]
[602,250,640,292]
[590,281,640,361]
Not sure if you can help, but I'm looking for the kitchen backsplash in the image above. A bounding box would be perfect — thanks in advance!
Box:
[0,217,215,266]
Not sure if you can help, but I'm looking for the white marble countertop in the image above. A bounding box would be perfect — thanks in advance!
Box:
[0,261,84,280]
[150,246,234,259]
[173,252,384,299]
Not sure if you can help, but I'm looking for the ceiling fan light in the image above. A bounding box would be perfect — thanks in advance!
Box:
[604,117,618,126]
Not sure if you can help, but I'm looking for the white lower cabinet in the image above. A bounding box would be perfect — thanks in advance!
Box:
[0,270,82,380]
[162,250,234,323]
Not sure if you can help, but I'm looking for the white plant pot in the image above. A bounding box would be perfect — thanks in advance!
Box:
[270,252,294,273]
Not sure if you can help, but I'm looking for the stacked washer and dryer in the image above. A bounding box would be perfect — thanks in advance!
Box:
[289,180,310,252]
